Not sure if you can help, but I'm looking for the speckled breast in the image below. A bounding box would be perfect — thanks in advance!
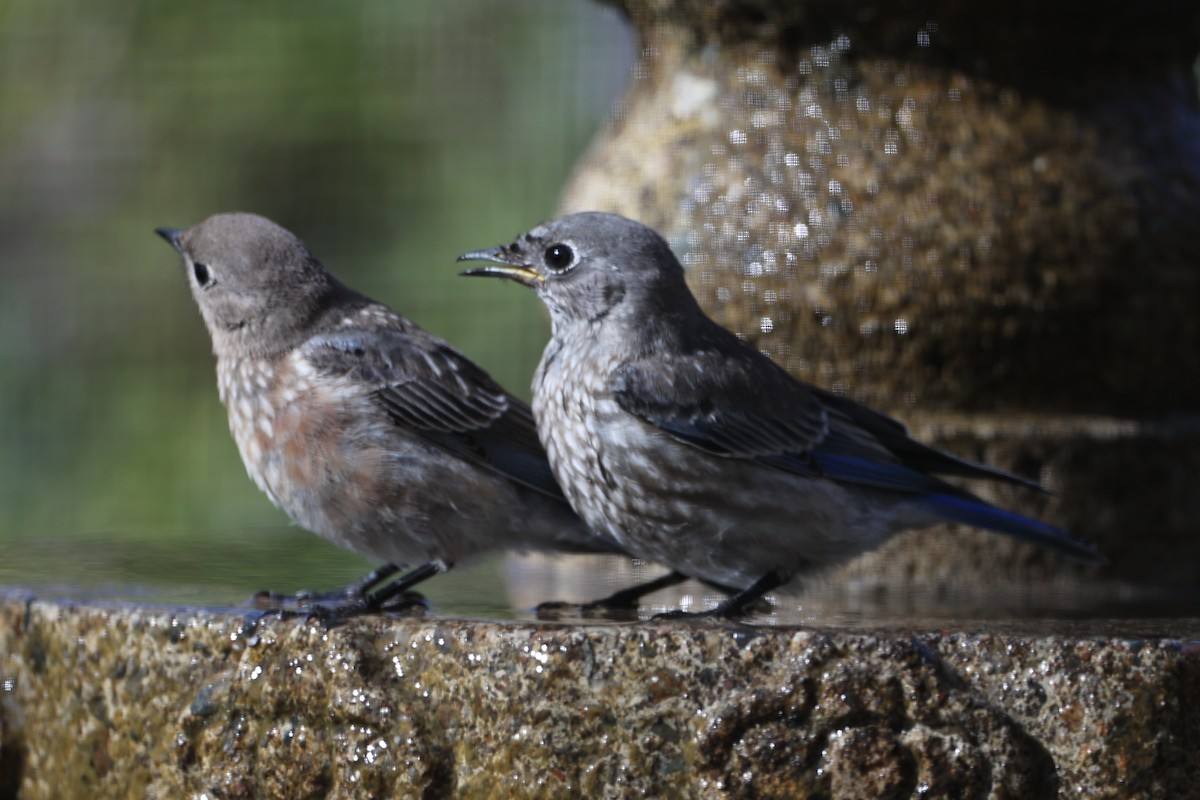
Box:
[215,350,355,520]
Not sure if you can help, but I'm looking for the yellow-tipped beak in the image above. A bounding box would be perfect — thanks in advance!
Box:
[457,248,543,287]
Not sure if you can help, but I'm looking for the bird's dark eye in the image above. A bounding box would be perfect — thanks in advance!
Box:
[192,262,213,287]
[544,243,574,272]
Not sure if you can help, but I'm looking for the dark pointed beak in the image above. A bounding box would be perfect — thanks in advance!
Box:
[155,227,185,254]
[458,246,543,287]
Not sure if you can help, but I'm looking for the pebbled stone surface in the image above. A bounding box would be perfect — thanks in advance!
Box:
[1,594,1197,798]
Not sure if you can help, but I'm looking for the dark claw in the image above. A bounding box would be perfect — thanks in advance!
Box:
[249,563,405,610]
[375,590,430,613]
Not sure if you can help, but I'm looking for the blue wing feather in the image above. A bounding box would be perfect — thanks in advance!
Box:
[810,452,948,494]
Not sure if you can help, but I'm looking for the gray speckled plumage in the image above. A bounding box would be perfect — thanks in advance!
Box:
[157,213,614,605]
[461,212,1103,614]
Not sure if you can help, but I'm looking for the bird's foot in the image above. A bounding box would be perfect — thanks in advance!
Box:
[240,591,429,631]
[303,589,429,620]
[373,590,430,614]
[652,572,784,621]
[248,564,404,610]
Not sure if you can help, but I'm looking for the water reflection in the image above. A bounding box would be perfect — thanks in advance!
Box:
[508,553,1200,633]
[0,529,511,618]
[4,534,1199,633]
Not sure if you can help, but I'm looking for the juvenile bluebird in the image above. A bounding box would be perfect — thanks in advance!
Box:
[156,212,622,612]
[461,212,1104,617]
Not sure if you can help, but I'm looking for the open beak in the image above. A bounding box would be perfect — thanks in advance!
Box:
[458,246,543,287]
[155,227,185,254]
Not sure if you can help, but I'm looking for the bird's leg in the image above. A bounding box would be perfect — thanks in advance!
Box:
[536,569,692,619]
[250,563,402,608]
[581,570,691,610]
[248,563,443,621]
[361,561,447,611]
[656,571,786,619]
[304,563,402,603]
[265,562,444,622]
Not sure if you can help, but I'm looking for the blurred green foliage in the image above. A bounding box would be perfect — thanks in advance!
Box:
[0,0,631,608]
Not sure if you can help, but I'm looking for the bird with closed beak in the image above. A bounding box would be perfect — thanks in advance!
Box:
[157,212,622,613]
[461,211,1103,617]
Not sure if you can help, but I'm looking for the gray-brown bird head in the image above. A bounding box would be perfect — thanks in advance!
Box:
[459,212,701,331]
[156,213,347,358]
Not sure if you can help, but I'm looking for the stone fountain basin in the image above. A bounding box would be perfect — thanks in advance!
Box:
[1,591,1196,799]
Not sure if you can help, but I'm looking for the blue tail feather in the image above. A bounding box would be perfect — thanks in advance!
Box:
[924,493,1104,563]
[773,450,1104,564]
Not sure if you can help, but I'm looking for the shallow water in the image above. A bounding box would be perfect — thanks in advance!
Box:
[0,528,515,618]
[4,530,1199,636]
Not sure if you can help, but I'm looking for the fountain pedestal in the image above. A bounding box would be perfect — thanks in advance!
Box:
[2,596,1198,798]
[561,0,1200,586]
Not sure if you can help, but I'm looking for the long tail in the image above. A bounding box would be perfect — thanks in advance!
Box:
[812,452,1105,563]
[924,493,1105,564]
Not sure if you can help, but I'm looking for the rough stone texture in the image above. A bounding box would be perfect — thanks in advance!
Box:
[558,0,1200,586]
[569,0,1200,414]
[1,595,1197,799]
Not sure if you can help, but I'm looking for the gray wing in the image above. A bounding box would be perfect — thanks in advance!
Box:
[302,327,565,499]
[610,349,832,463]
[809,385,1044,490]
[612,345,1041,491]
[610,331,1089,558]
